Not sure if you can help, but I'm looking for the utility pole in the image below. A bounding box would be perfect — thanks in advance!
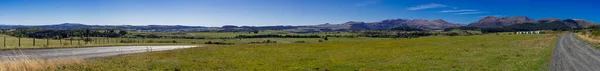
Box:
[33,38,35,46]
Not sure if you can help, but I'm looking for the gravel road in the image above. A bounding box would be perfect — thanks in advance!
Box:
[0,45,197,60]
[552,33,600,71]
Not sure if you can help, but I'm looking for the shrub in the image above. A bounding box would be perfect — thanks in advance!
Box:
[295,41,306,43]
[205,41,234,45]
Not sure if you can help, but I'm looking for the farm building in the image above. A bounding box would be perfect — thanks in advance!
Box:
[516,31,541,34]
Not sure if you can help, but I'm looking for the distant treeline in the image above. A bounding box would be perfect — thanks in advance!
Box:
[234,34,359,38]
[359,31,431,38]
[1,28,127,38]
[235,34,321,38]
[355,30,482,38]
[124,34,209,39]
[446,23,572,33]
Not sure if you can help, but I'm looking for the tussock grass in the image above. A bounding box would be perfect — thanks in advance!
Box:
[575,33,600,49]
[576,33,600,43]
[0,58,83,71]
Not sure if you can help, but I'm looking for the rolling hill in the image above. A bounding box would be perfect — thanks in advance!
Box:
[0,16,596,32]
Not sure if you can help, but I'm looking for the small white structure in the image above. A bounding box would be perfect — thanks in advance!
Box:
[516,31,541,34]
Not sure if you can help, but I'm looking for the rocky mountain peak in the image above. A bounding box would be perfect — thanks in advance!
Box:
[467,16,536,28]
[538,18,561,23]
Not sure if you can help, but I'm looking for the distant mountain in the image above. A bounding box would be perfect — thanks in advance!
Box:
[0,16,595,32]
[556,19,597,28]
[310,19,463,31]
[0,23,207,31]
[467,16,536,28]
[467,16,597,28]
[38,23,89,29]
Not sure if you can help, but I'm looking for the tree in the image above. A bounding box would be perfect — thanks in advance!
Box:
[118,30,128,36]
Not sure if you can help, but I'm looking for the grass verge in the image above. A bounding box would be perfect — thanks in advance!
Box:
[0,58,83,71]
[574,33,600,49]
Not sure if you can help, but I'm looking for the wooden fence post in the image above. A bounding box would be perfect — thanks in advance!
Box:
[18,37,21,47]
[70,38,73,46]
[59,38,62,46]
[78,39,81,45]
[33,38,35,46]
[3,36,5,47]
[46,38,49,47]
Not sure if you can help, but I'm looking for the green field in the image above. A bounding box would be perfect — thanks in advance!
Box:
[0,33,367,50]
[55,34,557,70]
[0,35,192,50]
[130,30,356,38]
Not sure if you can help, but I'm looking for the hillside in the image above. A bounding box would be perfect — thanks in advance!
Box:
[310,19,464,31]
[467,16,596,28]
[0,16,596,32]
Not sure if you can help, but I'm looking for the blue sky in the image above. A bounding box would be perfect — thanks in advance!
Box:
[0,0,598,27]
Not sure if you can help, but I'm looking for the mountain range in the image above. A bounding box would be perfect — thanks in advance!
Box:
[309,19,463,30]
[0,16,596,32]
[467,16,596,28]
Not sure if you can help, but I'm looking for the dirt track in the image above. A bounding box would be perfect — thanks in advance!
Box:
[552,33,600,71]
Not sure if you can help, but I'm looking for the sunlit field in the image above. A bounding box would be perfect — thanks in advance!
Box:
[54,34,557,70]
[0,33,371,50]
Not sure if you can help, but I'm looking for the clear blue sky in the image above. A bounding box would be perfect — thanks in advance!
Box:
[0,0,598,27]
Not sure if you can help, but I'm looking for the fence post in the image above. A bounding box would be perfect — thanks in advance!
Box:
[18,37,21,47]
[78,39,81,46]
[70,38,73,46]
[3,36,5,48]
[46,38,49,47]
[59,38,62,46]
[33,38,35,46]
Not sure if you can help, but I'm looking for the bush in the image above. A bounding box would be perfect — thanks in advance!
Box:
[205,41,234,45]
[235,34,320,38]
[294,41,306,43]
[120,40,137,43]
[247,40,278,44]
[591,30,600,36]
[146,40,154,43]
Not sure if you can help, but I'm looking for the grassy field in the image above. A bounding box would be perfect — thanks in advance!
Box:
[130,30,356,38]
[53,34,557,70]
[0,34,371,50]
[0,35,193,50]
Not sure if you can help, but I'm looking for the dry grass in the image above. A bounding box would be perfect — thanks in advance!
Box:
[576,33,600,43]
[0,58,83,71]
